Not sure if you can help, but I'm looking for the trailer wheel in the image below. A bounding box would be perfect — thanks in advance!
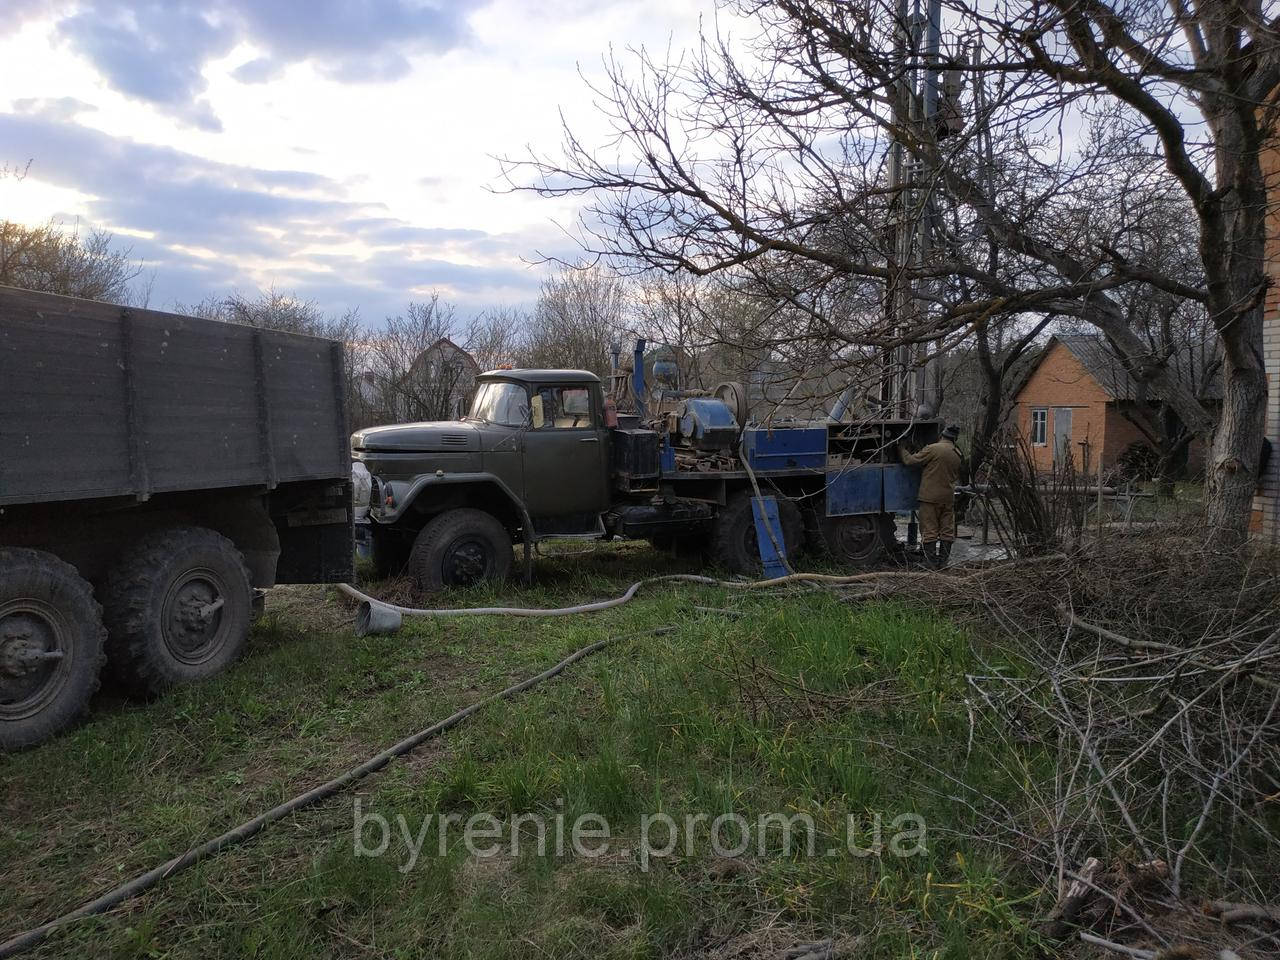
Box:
[0,549,106,750]
[712,492,803,576]
[409,509,513,592]
[820,512,896,567]
[102,527,253,696]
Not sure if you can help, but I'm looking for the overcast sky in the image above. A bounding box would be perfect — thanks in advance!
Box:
[0,0,716,322]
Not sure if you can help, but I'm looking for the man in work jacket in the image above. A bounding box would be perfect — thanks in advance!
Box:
[899,425,963,567]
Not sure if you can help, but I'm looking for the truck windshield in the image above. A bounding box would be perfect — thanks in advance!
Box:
[468,381,528,426]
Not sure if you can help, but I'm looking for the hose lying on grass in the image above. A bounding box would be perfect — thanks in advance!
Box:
[338,569,943,635]
[0,626,675,959]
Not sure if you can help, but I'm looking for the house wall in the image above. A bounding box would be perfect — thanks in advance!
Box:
[1254,146,1280,540]
[1016,341,1211,478]
[1015,342,1112,473]
[1102,406,1150,471]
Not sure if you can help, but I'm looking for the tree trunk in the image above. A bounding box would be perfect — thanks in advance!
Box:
[1205,319,1267,544]
[1200,100,1269,547]
[971,321,1004,479]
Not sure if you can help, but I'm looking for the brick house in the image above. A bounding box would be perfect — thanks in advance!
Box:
[1257,312,1280,539]
[1011,334,1216,476]
[1255,146,1280,539]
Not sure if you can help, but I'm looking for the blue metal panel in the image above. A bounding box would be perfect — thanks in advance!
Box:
[883,463,922,512]
[825,465,883,516]
[633,338,647,419]
[743,427,827,470]
[678,397,738,449]
[659,436,676,473]
[750,496,790,578]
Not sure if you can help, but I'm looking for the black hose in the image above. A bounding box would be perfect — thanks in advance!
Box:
[0,626,675,959]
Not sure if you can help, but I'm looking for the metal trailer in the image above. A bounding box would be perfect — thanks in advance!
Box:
[605,337,939,570]
[610,410,938,569]
[0,285,353,749]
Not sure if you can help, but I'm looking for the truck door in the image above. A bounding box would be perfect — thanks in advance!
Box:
[522,384,608,531]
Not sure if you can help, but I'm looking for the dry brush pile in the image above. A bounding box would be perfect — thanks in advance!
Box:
[883,538,1280,958]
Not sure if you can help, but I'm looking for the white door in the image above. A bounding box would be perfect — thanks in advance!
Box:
[1052,407,1073,466]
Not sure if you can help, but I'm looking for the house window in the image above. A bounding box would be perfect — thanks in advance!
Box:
[1030,409,1047,445]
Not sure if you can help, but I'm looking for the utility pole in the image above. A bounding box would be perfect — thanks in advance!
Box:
[884,0,946,421]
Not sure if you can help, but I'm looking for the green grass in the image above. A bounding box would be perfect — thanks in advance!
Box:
[0,543,1050,959]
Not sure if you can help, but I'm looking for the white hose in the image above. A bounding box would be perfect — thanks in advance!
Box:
[336,569,924,626]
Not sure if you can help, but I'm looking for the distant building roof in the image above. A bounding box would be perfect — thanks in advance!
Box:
[1020,333,1222,403]
[412,337,481,373]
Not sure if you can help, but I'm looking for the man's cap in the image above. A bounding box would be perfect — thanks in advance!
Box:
[942,424,960,439]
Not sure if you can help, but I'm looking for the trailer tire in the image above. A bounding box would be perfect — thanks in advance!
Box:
[102,527,253,696]
[712,492,803,576]
[409,509,513,592]
[0,549,106,750]
[820,512,897,567]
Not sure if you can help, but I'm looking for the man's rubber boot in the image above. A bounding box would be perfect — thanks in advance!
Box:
[923,541,939,568]
[938,540,953,567]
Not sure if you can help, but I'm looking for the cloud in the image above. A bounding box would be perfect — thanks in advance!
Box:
[55,4,234,130]
[344,218,490,247]
[0,110,546,318]
[11,96,98,122]
[230,57,283,85]
[41,1,486,128]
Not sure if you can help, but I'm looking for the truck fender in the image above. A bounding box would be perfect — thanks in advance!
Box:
[374,472,531,534]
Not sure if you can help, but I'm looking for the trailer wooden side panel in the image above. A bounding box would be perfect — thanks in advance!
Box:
[0,286,349,507]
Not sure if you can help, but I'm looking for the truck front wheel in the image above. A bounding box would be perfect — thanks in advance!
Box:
[0,548,107,750]
[102,527,253,696]
[409,509,513,592]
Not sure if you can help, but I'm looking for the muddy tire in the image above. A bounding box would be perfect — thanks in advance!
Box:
[819,512,897,568]
[0,549,106,750]
[409,509,513,592]
[102,527,253,696]
[711,492,803,576]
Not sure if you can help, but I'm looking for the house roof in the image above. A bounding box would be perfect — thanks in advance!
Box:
[1019,333,1222,403]
[417,337,481,371]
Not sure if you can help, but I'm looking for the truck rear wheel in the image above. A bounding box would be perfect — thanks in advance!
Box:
[0,549,106,750]
[712,492,803,576]
[409,509,513,592]
[820,512,896,567]
[102,527,253,696]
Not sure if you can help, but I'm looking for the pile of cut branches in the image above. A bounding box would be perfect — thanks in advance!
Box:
[876,538,1280,957]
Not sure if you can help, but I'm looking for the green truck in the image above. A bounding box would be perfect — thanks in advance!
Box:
[0,286,354,749]
[352,358,936,591]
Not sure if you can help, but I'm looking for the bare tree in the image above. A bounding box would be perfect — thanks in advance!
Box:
[464,305,525,372]
[0,219,149,305]
[518,264,629,376]
[508,0,1277,544]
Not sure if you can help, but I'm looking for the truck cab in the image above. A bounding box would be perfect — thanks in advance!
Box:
[351,370,612,588]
